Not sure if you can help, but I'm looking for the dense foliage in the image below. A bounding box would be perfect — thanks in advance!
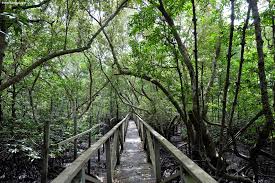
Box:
[0,0,274,182]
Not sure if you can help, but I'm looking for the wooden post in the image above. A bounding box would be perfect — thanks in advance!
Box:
[41,119,50,183]
[106,138,112,183]
[143,127,147,150]
[73,100,77,160]
[88,115,92,174]
[122,122,125,142]
[97,148,100,162]
[154,138,161,182]
[116,132,120,165]
[72,168,85,183]
[81,168,85,183]
[141,122,144,141]
[119,125,124,151]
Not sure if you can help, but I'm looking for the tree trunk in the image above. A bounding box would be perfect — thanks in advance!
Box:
[203,36,222,119]
[217,0,235,173]
[249,0,275,180]
[272,15,275,112]
[228,5,251,132]
[41,99,52,183]
[0,3,6,124]
[249,0,275,147]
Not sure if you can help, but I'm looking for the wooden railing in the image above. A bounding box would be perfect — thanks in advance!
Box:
[51,114,129,183]
[134,114,217,183]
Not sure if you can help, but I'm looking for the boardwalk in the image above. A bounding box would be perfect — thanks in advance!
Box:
[51,114,217,183]
[113,120,155,183]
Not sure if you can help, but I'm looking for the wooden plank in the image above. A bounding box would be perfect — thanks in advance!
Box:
[73,101,78,160]
[51,114,129,183]
[56,124,100,147]
[146,129,155,169]
[154,138,161,182]
[121,122,125,143]
[72,168,85,183]
[141,122,144,141]
[116,130,121,165]
[88,115,92,174]
[161,171,181,183]
[106,138,112,183]
[41,119,50,183]
[81,168,85,183]
[111,131,119,169]
[136,115,217,183]
[119,126,124,151]
[85,174,102,183]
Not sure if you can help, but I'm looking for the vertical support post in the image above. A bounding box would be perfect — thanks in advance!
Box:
[88,115,92,174]
[116,132,120,165]
[180,166,184,183]
[41,119,50,183]
[143,127,147,150]
[122,122,125,142]
[119,125,124,151]
[73,99,77,160]
[97,148,101,162]
[72,168,85,183]
[106,138,112,183]
[154,138,161,182]
[81,168,85,183]
[141,122,144,141]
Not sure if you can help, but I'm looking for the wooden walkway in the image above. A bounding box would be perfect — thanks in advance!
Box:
[113,120,155,183]
[51,114,217,183]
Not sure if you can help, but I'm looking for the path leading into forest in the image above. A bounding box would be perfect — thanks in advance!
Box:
[113,120,155,183]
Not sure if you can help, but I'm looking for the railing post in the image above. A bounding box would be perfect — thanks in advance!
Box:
[81,168,85,183]
[97,148,101,162]
[73,100,77,160]
[119,125,124,151]
[141,122,144,141]
[88,115,92,174]
[116,132,120,165]
[154,138,161,182]
[106,138,112,183]
[41,119,50,183]
[72,168,85,183]
[121,121,126,142]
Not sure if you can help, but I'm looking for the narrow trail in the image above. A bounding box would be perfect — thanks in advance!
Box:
[113,120,155,183]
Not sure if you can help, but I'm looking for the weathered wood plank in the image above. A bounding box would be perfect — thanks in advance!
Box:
[146,129,155,169]
[111,131,119,169]
[136,115,217,183]
[41,119,50,183]
[106,138,112,183]
[141,122,144,141]
[154,138,161,182]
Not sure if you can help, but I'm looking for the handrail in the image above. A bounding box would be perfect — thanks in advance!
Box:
[134,113,217,183]
[51,114,129,183]
[56,124,101,147]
